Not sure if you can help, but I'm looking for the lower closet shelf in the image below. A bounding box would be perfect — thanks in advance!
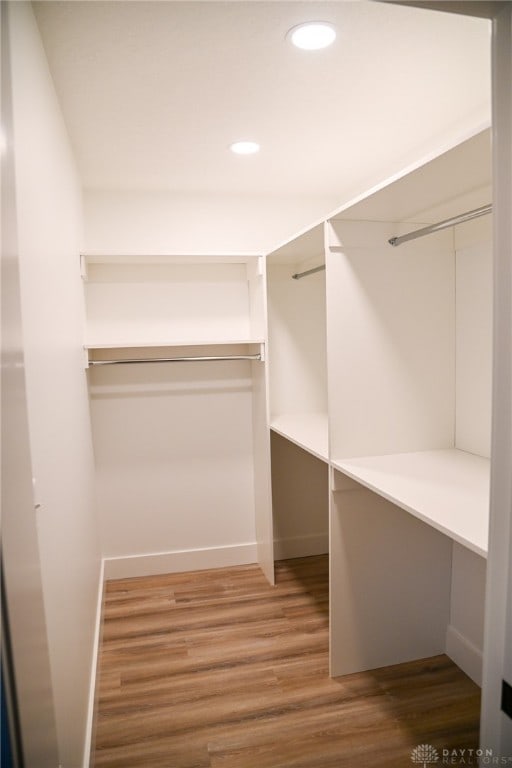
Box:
[331,448,489,558]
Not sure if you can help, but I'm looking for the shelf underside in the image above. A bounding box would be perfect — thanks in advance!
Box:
[85,339,264,350]
[270,413,329,462]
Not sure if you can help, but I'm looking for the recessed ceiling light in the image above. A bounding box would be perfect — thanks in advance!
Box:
[287,22,336,51]
[230,141,260,155]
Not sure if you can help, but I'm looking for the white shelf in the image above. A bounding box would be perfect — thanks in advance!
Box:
[331,448,489,557]
[81,252,262,267]
[270,413,329,462]
[85,338,265,350]
[83,256,265,350]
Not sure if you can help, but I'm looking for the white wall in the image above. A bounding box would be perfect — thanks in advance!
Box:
[88,359,258,577]
[2,3,59,763]
[83,189,340,256]
[271,432,329,560]
[326,221,456,460]
[267,263,328,420]
[9,4,101,766]
[455,216,493,458]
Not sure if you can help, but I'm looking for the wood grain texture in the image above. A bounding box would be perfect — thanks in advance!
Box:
[93,556,480,767]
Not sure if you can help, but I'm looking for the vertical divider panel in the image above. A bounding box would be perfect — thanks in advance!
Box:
[247,256,265,341]
[252,357,274,584]
[248,256,275,584]
[329,469,452,677]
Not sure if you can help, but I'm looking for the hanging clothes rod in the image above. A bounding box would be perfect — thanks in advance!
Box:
[89,354,262,366]
[292,264,326,280]
[388,204,492,247]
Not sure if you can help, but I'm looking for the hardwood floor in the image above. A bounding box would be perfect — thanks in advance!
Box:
[93,556,480,768]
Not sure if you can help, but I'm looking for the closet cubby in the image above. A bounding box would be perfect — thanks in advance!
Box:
[82,253,274,583]
[325,128,492,680]
[326,218,490,558]
[266,223,328,461]
[82,253,266,357]
[266,223,329,560]
[263,128,492,684]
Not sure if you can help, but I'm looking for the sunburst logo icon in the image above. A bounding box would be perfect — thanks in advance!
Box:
[411,744,439,767]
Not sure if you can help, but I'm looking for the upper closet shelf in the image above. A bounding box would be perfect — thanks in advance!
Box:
[85,338,265,350]
[81,252,262,269]
[332,448,489,558]
[270,413,329,462]
[83,253,266,354]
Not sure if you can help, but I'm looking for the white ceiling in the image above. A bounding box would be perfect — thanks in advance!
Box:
[34,1,491,199]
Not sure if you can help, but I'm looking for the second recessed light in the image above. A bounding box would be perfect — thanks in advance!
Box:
[288,22,336,51]
[230,141,260,155]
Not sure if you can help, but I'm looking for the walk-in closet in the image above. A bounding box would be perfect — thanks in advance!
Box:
[3,2,511,766]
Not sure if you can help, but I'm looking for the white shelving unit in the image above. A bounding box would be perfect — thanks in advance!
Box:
[266,223,330,560]
[266,223,328,452]
[264,128,493,686]
[85,339,264,349]
[82,253,274,583]
[82,253,265,356]
[326,129,492,682]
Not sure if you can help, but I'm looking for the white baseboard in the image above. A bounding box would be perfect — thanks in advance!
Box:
[273,533,329,561]
[103,542,258,580]
[83,558,105,768]
[445,624,483,686]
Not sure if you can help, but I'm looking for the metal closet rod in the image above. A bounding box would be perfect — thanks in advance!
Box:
[292,204,492,272]
[292,264,326,280]
[89,354,262,366]
[388,204,492,247]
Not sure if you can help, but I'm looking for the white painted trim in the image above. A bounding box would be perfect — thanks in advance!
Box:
[103,543,258,580]
[446,624,483,687]
[273,533,329,561]
[82,559,105,768]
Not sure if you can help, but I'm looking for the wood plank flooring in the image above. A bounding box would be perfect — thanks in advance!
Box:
[93,555,480,768]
